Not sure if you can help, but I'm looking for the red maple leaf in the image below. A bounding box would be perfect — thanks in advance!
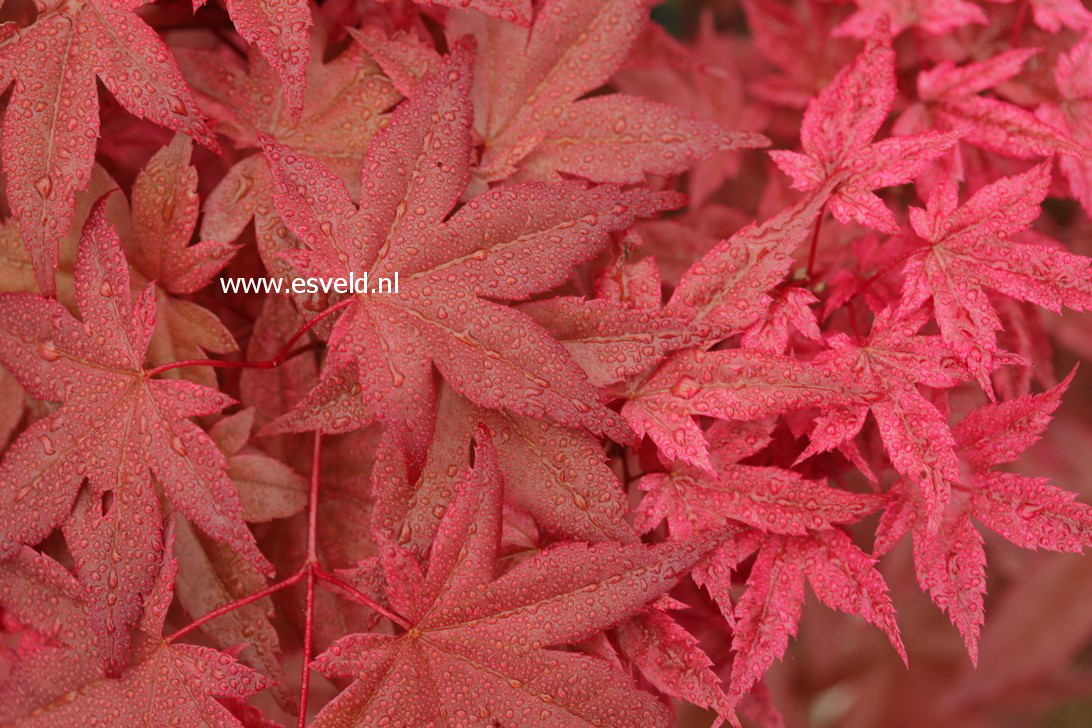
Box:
[897,162,1092,393]
[122,133,241,388]
[768,22,960,234]
[178,29,400,286]
[622,347,869,471]
[725,529,904,701]
[834,0,988,37]
[383,0,532,25]
[876,371,1092,661]
[0,198,266,673]
[0,530,272,723]
[740,0,859,109]
[1040,32,1092,216]
[195,0,313,118]
[356,0,770,185]
[312,429,712,727]
[804,308,971,529]
[0,0,215,295]
[636,421,901,702]
[261,43,674,461]
[368,385,637,550]
[615,13,771,208]
[895,48,1090,166]
[614,607,736,723]
[993,0,1092,32]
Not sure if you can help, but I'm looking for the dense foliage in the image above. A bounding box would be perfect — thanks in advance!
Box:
[1,0,1091,725]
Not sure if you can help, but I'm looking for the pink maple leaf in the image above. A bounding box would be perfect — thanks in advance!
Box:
[769,23,960,234]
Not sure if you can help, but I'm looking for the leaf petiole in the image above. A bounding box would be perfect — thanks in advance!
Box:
[144,299,352,377]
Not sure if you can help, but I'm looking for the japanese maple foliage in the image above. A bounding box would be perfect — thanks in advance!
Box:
[1,0,1092,726]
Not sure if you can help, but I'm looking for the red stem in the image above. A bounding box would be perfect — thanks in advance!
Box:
[164,425,414,727]
[306,432,322,563]
[298,430,324,727]
[1011,0,1029,47]
[806,204,827,281]
[298,569,317,728]
[144,299,351,377]
[316,568,412,630]
[165,569,304,643]
[276,300,351,365]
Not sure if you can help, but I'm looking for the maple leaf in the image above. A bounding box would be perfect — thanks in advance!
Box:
[196,0,313,118]
[726,529,905,701]
[614,608,737,725]
[370,385,636,553]
[740,287,823,354]
[122,133,241,388]
[179,28,400,284]
[238,293,319,439]
[897,162,1092,393]
[209,409,308,523]
[261,43,674,460]
[0,0,215,296]
[609,184,844,469]
[664,182,834,340]
[874,479,988,665]
[1,140,238,392]
[386,0,532,25]
[0,163,122,304]
[593,231,666,309]
[636,421,885,540]
[803,308,971,530]
[739,0,859,109]
[312,429,712,727]
[994,0,1092,32]
[622,348,869,472]
[895,48,1089,164]
[951,369,1092,556]
[520,296,698,387]
[614,12,771,208]
[0,531,271,724]
[876,372,1092,661]
[173,513,297,713]
[768,22,959,233]
[634,419,901,702]
[359,0,770,185]
[0,199,267,673]
[1040,32,1092,216]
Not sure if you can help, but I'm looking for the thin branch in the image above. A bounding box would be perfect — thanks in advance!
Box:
[1011,0,1030,46]
[307,431,322,563]
[165,570,304,643]
[275,299,352,365]
[806,203,827,281]
[316,568,412,630]
[144,299,350,377]
[298,429,325,727]
[298,569,317,728]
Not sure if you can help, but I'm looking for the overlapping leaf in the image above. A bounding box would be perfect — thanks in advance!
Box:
[0,532,270,725]
[898,163,1092,392]
[768,24,959,233]
[262,43,675,462]
[0,0,214,295]
[313,430,712,727]
[358,0,769,185]
[0,199,266,673]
